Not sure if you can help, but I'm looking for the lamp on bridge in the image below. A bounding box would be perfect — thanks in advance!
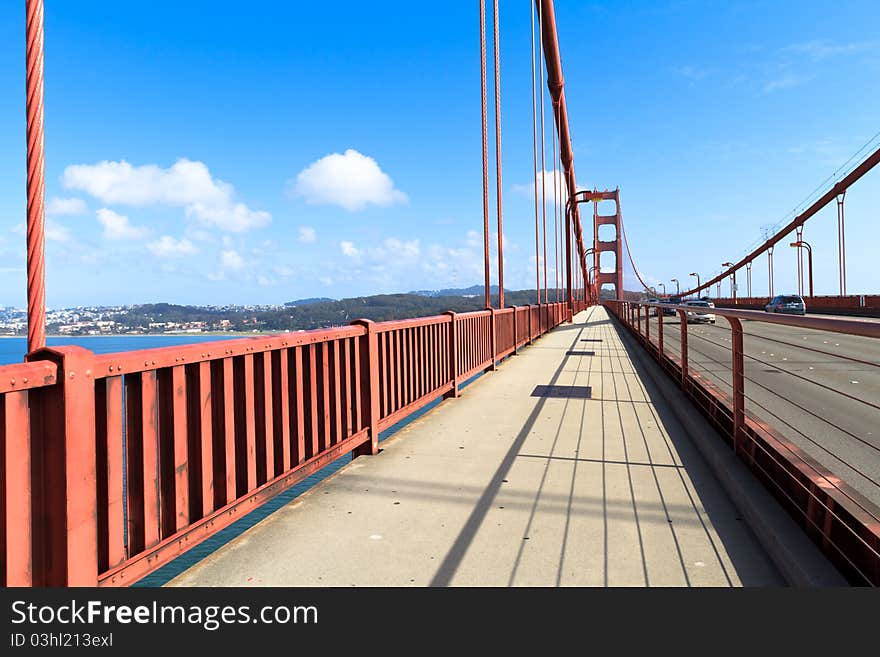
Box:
[689,272,700,299]
[722,262,737,303]
[659,282,666,296]
[670,278,680,296]
[790,241,813,297]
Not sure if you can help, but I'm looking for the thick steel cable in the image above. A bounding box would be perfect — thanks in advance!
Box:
[25,0,46,353]
[619,211,655,296]
[479,1,491,309]
[493,0,504,308]
[538,0,547,304]
[551,106,558,301]
[530,0,540,304]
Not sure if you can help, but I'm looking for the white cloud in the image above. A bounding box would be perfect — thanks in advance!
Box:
[381,237,420,258]
[147,235,198,257]
[785,40,877,61]
[221,249,244,270]
[46,220,71,243]
[763,74,812,93]
[96,208,148,240]
[290,149,408,211]
[298,226,317,243]
[340,240,361,257]
[62,158,270,232]
[273,265,296,277]
[672,65,708,81]
[257,275,275,286]
[512,170,571,206]
[47,197,88,216]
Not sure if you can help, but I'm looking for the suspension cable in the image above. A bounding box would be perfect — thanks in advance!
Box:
[493,0,504,308]
[538,0,547,304]
[620,211,655,296]
[530,0,540,305]
[479,1,491,309]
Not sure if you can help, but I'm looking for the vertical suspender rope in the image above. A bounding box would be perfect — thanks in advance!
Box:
[25,0,46,353]
[530,0,540,305]
[493,0,504,309]
[551,109,558,301]
[538,0,547,304]
[479,1,491,309]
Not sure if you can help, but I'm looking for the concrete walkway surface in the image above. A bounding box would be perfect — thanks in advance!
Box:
[170,306,785,587]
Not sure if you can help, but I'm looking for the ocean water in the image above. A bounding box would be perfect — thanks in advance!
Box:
[0,334,248,366]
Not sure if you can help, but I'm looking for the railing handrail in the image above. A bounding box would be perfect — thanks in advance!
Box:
[622,300,880,339]
[0,360,58,393]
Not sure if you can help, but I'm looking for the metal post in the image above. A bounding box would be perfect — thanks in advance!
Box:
[25,0,47,354]
[746,261,752,298]
[727,317,745,457]
[657,305,663,355]
[351,320,379,457]
[804,241,813,298]
[795,225,804,297]
[444,311,459,398]
[26,345,98,585]
[487,307,497,371]
[677,309,688,389]
[837,192,846,296]
[767,246,774,297]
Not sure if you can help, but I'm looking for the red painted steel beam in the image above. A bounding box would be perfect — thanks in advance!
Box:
[682,145,880,298]
[25,0,46,353]
[538,0,588,298]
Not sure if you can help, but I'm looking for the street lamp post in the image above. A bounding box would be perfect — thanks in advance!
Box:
[589,265,599,302]
[722,262,736,303]
[746,261,753,297]
[659,282,666,296]
[670,278,680,296]
[689,272,700,298]
[790,241,813,297]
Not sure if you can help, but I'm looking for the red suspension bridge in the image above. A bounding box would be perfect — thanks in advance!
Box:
[2,0,879,588]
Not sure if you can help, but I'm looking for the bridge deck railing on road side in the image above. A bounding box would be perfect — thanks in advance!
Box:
[606,299,880,586]
[0,301,574,587]
[709,294,880,317]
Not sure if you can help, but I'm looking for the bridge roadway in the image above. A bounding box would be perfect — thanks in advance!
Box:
[169,306,788,587]
[647,313,880,509]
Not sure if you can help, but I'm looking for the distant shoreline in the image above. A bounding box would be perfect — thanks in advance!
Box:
[0,331,289,339]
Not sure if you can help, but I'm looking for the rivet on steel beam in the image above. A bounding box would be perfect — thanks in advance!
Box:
[108,366,114,372]
[69,372,75,379]
[9,378,15,386]
[23,377,28,384]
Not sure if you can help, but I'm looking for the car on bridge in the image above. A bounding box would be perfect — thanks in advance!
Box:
[764,294,806,315]
[660,297,682,315]
[683,299,716,323]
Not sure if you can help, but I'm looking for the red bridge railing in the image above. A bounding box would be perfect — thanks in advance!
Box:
[1,301,574,586]
[606,299,880,586]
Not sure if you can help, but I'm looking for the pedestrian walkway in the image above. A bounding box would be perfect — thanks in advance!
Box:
[169,306,784,586]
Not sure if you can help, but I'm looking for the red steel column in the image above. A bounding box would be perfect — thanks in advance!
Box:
[27,345,98,585]
[351,320,378,457]
[727,317,745,457]
[678,309,689,389]
[444,311,459,398]
[25,0,47,353]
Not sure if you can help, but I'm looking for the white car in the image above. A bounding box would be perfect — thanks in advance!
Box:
[683,300,716,324]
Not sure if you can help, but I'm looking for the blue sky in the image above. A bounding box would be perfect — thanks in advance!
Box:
[0,1,877,307]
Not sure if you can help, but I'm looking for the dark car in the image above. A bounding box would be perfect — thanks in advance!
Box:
[661,296,682,315]
[765,294,806,315]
